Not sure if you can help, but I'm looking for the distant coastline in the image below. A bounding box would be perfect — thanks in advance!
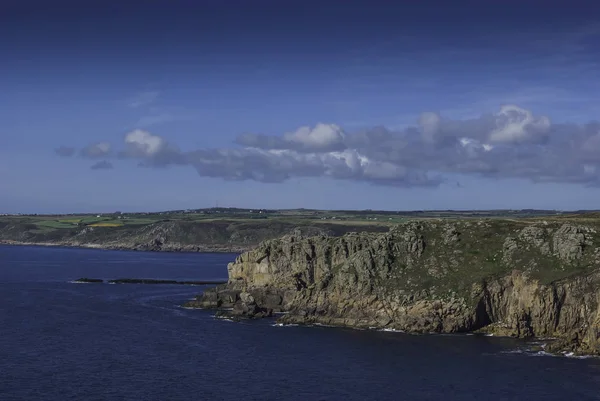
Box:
[1,209,594,257]
[0,239,247,254]
[0,211,392,256]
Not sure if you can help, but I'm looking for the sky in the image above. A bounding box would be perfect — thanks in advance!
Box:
[2,0,600,213]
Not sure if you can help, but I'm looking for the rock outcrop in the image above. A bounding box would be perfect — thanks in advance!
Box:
[186,220,600,355]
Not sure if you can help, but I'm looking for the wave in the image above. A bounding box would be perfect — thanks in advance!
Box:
[499,349,526,355]
[312,323,336,328]
[563,351,596,359]
[528,350,555,357]
[499,346,598,359]
[212,315,235,322]
[379,328,405,333]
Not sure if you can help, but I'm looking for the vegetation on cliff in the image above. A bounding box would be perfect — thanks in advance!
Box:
[187,217,600,355]
[0,215,390,252]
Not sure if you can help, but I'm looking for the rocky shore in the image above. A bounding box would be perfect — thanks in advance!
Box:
[185,219,600,356]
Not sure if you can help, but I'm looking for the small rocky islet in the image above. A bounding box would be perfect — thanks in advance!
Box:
[185,219,600,356]
[72,278,227,285]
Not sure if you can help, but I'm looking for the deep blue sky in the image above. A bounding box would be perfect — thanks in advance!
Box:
[2,0,600,213]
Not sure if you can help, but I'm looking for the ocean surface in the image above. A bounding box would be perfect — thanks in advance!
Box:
[1,245,600,401]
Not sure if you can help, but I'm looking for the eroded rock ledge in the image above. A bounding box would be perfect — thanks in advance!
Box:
[185,220,600,355]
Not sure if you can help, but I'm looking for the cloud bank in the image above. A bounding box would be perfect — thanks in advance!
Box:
[80,142,111,158]
[56,105,600,187]
[90,160,114,170]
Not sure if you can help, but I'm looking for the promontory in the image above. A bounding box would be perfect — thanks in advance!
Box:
[186,218,600,356]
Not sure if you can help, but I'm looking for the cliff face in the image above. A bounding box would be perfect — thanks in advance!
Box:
[189,220,600,355]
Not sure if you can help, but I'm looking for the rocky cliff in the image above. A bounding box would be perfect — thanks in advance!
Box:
[187,219,600,355]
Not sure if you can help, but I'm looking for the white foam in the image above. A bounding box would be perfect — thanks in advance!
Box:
[500,346,597,359]
[212,315,234,322]
[312,323,335,328]
[271,323,299,327]
[567,354,595,359]
[380,328,405,333]
[561,351,596,359]
[499,349,526,355]
[527,350,555,358]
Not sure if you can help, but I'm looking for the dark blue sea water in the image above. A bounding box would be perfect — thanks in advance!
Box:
[1,245,600,401]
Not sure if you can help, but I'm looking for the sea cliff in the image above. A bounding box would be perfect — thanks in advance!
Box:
[186,220,600,355]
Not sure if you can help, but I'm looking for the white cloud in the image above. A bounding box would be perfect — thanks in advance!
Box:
[90,160,113,170]
[418,112,441,143]
[124,129,166,156]
[57,104,600,187]
[328,149,365,172]
[584,164,596,175]
[459,137,494,155]
[81,142,111,158]
[283,123,346,151]
[488,104,551,143]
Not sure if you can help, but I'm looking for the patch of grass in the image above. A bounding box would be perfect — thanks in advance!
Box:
[35,220,77,229]
[121,219,159,225]
[80,217,112,224]
[58,218,82,224]
[88,222,123,227]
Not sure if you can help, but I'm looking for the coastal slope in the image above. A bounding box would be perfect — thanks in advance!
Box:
[0,219,389,253]
[188,219,600,355]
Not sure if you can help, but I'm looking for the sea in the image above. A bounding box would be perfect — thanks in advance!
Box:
[1,245,600,401]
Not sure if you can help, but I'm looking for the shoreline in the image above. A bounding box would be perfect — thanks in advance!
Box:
[0,240,247,254]
[190,296,600,358]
